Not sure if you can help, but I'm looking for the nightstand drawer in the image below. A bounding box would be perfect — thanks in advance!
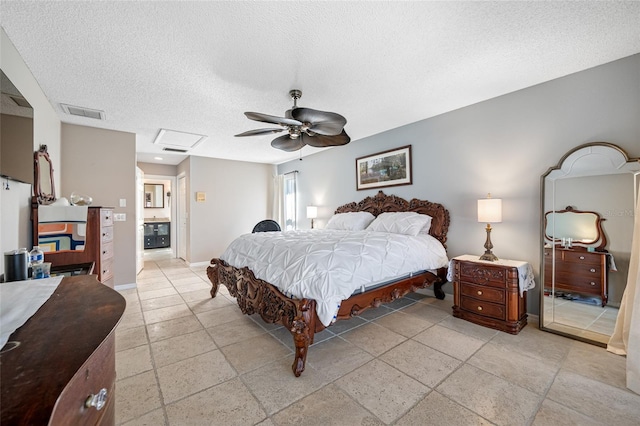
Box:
[460,282,505,304]
[460,297,505,320]
[459,262,507,288]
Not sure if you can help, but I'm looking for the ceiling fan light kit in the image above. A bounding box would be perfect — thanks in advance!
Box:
[236,90,350,152]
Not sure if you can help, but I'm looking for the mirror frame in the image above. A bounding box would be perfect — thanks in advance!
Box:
[34,144,56,205]
[540,141,640,346]
[144,183,165,208]
[544,206,607,250]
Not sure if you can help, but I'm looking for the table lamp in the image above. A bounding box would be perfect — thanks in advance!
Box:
[306,206,318,229]
[477,193,502,261]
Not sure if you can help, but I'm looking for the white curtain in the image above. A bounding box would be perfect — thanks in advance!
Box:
[272,174,285,228]
[607,194,640,395]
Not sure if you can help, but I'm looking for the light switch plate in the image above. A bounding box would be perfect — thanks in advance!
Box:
[119,198,126,207]
[114,213,126,221]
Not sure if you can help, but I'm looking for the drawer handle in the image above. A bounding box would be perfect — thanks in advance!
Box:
[477,306,483,311]
[103,232,110,238]
[579,256,585,260]
[590,282,596,286]
[590,268,596,273]
[477,290,483,296]
[85,388,108,411]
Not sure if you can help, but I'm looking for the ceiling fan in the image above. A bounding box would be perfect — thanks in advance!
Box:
[235,89,350,152]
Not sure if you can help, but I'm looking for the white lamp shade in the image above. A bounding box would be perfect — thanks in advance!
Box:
[306,206,318,219]
[478,198,502,223]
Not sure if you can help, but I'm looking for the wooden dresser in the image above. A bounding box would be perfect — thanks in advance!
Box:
[452,256,528,334]
[544,247,609,306]
[0,275,126,425]
[32,205,115,287]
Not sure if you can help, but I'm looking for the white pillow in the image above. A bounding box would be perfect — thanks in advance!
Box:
[325,212,376,231]
[418,214,433,235]
[367,212,432,236]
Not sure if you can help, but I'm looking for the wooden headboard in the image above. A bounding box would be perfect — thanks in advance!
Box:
[335,191,450,249]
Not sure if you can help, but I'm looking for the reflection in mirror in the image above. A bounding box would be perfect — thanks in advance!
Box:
[0,69,34,184]
[144,183,164,208]
[545,207,605,249]
[541,142,640,346]
[34,145,56,204]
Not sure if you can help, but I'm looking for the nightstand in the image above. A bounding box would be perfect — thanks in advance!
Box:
[451,255,532,334]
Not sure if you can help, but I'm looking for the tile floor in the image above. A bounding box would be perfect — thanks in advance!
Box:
[115,254,640,425]
[542,295,618,344]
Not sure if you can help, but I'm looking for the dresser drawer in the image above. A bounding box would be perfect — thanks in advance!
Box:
[460,297,505,320]
[101,226,114,244]
[101,240,114,261]
[459,263,506,288]
[100,209,114,227]
[460,282,505,304]
[100,258,114,282]
[49,334,116,425]
[563,250,603,265]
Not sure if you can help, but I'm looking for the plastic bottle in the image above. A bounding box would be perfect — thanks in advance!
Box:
[29,245,44,267]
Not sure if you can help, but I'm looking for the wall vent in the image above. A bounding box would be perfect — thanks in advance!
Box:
[162,147,189,153]
[60,103,106,120]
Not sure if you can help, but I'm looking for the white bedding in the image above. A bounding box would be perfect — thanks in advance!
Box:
[220,229,449,326]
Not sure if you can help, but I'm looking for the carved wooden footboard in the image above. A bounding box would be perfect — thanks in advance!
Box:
[207,258,446,377]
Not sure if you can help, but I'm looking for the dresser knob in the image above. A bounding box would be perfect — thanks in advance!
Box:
[477,290,483,296]
[590,268,596,273]
[590,282,596,286]
[579,256,585,260]
[85,388,108,411]
[477,306,483,311]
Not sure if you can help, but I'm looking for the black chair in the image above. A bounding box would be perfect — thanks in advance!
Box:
[252,219,281,233]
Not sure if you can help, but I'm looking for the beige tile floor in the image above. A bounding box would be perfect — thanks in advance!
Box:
[115,253,640,425]
[542,295,618,344]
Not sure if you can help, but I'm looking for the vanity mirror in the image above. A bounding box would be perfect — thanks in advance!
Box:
[144,183,164,208]
[541,142,640,346]
[34,145,55,204]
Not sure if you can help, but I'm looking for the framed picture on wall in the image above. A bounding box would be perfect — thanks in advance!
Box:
[356,145,412,190]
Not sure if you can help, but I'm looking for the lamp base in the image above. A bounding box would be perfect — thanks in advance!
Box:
[479,252,499,262]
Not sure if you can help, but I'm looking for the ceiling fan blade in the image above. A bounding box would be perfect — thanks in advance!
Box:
[245,111,301,126]
[235,128,285,137]
[291,107,347,136]
[302,130,351,148]
[271,134,306,152]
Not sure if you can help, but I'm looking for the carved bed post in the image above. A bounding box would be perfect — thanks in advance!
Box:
[207,261,221,298]
[290,298,317,377]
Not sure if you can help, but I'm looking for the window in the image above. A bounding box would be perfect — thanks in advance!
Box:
[283,172,297,230]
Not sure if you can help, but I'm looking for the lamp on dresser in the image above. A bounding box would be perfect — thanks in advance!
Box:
[478,193,502,261]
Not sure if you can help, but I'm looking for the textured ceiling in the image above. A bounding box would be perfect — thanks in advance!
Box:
[1,1,639,165]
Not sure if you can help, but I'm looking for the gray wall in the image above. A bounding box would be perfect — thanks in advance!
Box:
[185,155,274,263]
[61,123,137,287]
[137,161,178,177]
[278,53,640,315]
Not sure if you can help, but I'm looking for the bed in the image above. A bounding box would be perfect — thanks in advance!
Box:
[207,191,450,376]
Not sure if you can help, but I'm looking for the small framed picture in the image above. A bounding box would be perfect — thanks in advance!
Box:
[356,145,412,190]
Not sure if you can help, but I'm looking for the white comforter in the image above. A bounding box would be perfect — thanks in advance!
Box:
[220,229,449,326]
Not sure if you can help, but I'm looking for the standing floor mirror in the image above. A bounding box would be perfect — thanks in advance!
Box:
[540,142,640,346]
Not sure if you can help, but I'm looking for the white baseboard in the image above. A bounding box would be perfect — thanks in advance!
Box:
[115,282,137,291]
[188,261,210,268]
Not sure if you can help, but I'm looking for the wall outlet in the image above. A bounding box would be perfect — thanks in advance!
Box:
[114,213,126,221]
[119,198,126,207]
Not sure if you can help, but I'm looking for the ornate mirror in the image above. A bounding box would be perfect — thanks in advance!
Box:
[544,206,606,250]
[34,144,56,204]
[540,142,640,346]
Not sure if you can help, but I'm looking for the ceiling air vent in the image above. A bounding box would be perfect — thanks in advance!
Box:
[60,103,105,120]
[162,147,188,153]
[9,95,31,108]
[153,128,207,152]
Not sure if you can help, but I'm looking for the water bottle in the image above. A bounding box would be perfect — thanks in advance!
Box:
[29,246,44,267]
